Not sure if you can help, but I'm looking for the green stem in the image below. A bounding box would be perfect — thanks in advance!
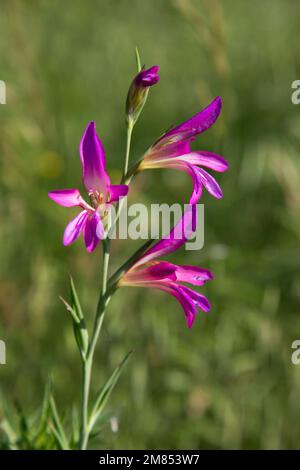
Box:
[123,121,133,181]
[79,357,92,450]
[89,243,111,358]
[79,239,111,450]
[108,123,135,240]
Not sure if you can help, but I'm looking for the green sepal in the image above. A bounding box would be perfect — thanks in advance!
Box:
[135,46,142,72]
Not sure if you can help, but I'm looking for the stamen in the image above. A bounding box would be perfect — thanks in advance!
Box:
[89,190,104,208]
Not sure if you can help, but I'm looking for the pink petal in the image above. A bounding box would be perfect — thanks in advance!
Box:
[48,189,91,209]
[158,96,222,145]
[133,205,196,268]
[84,211,103,253]
[135,65,160,87]
[80,122,110,194]
[140,152,226,204]
[162,159,223,202]
[108,185,129,203]
[119,275,210,328]
[123,261,177,285]
[63,210,88,246]
[139,159,205,205]
[175,265,214,286]
[147,140,191,160]
[95,218,105,240]
[196,168,223,199]
[182,286,211,313]
[151,159,204,205]
[155,282,198,328]
[179,151,228,172]
[184,163,203,205]
[166,284,211,326]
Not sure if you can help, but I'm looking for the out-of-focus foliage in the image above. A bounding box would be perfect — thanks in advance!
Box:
[1,0,300,449]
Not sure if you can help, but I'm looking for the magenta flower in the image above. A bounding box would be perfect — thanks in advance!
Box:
[134,65,160,87]
[119,206,213,328]
[48,122,129,252]
[126,65,160,123]
[138,96,228,204]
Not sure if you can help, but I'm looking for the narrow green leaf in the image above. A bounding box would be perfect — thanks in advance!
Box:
[33,378,52,445]
[66,277,89,359]
[71,406,80,448]
[49,423,67,450]
[14,401,32,448]
[89,410,111,440]
[0,392,18,448]
[59,296,79,324]
[69,275,84,320]
[88,350,133,432]
[0,418,18,449]
[49,396,69,450]
[73,322,89,359]
[40,378,52,423]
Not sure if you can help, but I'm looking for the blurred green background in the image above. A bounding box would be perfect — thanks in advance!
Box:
[1,0,300,449]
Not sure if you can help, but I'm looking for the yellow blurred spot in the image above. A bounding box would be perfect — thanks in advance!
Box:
[37,151,64,179]
[187,386,211,417]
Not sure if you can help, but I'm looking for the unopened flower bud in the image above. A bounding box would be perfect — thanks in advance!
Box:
[126,65,159,125]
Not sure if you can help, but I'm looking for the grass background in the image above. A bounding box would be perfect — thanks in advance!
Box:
[1,0,300,449]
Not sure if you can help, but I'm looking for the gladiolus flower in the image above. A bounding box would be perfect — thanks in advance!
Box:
[126,65,160,124]
[118,206,213,328]
[137,96,228,204]
[48,122,129,252]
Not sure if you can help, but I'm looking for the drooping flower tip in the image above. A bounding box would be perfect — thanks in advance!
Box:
[213,95,222,114]
[186,294,211,329]
[126,65,160,124]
